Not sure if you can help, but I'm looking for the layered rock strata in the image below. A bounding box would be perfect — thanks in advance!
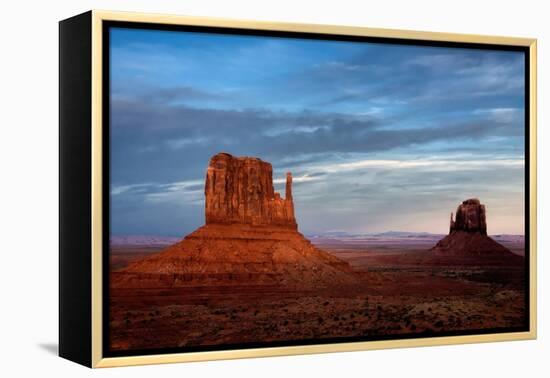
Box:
[113,153,357,288]
[205,153,296,228]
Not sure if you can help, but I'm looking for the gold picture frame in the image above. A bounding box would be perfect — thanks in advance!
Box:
[59,9,537,368]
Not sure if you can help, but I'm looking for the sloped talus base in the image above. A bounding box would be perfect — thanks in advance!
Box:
[112,224,358,288]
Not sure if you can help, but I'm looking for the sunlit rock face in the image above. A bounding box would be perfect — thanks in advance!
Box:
[205,153,296,229]
[113,153,357,288]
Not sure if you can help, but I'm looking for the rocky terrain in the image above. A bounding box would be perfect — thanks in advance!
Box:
[108,155,526,353]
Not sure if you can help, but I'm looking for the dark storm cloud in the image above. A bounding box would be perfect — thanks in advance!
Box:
[111,97,519,160]
[109,91,524,192]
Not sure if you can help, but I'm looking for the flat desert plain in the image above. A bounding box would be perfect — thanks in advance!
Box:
[108,234,526,352]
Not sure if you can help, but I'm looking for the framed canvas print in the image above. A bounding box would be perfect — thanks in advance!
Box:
[59,10,537,368]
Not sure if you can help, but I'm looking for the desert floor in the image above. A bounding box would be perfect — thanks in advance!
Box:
[108,240,526,352]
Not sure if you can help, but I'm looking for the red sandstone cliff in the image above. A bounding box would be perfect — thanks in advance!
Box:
[205,153,296,228]
[113,153,357,288]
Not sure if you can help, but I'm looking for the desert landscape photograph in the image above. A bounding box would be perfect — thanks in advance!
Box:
[107,26,527,355]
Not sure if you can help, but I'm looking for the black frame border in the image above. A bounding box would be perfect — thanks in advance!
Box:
[59,11,93,367]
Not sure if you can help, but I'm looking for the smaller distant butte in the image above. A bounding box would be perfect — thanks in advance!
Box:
[432,198,519,257]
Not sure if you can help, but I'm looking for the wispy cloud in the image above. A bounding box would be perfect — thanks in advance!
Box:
[111,183,154,196]
[273,174,321,184]
[111,179,204,205]
[324,157,524,173]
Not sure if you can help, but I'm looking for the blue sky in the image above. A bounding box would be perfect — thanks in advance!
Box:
[109,27,525,237]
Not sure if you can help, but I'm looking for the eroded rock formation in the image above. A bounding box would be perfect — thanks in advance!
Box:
[205,153,296,228]
[433,198,516,257]
[449,198,487,235]
[113,153,357,288]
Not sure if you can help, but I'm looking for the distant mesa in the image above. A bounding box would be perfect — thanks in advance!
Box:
[432,198,518,257]
[110,235,181,247]
[113,153,357,288]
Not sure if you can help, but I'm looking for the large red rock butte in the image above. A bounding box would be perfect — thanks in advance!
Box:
[205,153,297,229]
[113,153,357,288]
[432,198,517,257]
